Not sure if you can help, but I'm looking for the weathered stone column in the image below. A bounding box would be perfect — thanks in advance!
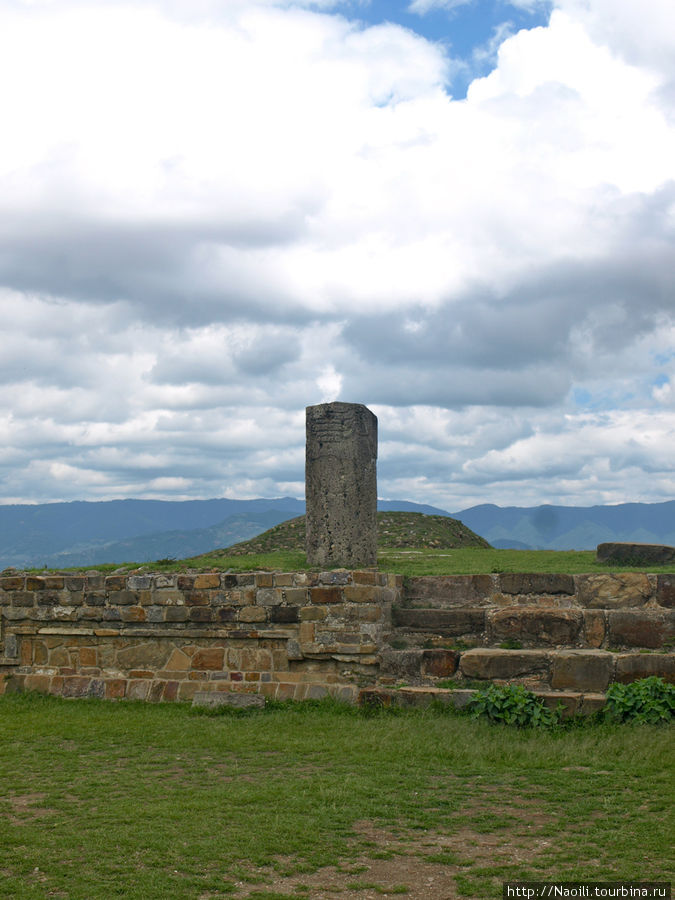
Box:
[305,402,377,568]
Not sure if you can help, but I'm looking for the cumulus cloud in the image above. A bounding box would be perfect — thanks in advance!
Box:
[1,0,674,507]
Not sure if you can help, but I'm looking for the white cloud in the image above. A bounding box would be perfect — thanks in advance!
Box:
[0,0,674,507]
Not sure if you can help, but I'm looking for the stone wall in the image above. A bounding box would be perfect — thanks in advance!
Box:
[1,570,672,704]
[0,570,398,703]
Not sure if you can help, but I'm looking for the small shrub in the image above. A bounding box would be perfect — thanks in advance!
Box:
[465,683,562,728]
[499,639,523,649]
[603,677,674,725]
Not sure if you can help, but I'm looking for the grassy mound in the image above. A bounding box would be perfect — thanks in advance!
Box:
[202,511,490,558]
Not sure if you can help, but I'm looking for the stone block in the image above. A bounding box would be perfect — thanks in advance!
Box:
[656,575,675,608]
[165,607,189,623]
[421,649,459,678]
[596,542,675,565]
[154,575,177,589]
[117,643,171,671]
[319,571,351,585]
[192,690,264,709]
[487,607,582,646]
[403,575,494,607]
[0,577,24,591]
[579,693,607,716]
[614,653,675,684]
[256,589,283,607]
[536,691,581,718]
[238,606,267,623]
[127,680,150,700]
[109,590,137,606]
[105,576,127,592]
[269,606,300,624]
[607,610,672,648]
[500,574,575,595]
[460,649,551,681]
[550,650,613,692]
[576,574,652,609]
[61,676,93,698]
[379,649,424,677]
[282,588,308,605]
[392,607,485,635]
[582,609,606,648]
[191,648,224,671]
[342,585,379,603]
[189,608,214,623]
[193,574,220,589]
[310,587,342,605]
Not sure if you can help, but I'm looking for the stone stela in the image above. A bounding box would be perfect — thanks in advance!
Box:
[305,401,378,568]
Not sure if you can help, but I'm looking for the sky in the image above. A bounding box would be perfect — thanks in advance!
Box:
[1,0,675,512]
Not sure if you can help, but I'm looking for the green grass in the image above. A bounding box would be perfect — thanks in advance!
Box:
[0,693,672,899]
[40,547,675,576]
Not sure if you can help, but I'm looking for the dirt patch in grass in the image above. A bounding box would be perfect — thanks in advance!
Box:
[217,816,557,899]
[6,792,53,825]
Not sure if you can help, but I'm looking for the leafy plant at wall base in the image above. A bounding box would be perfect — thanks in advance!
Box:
[603,677,675,725]
[466,683,562,728]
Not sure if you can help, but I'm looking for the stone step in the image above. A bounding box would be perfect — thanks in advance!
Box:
[378,647,675,692]
[358,685,607,718]
[391,606,674,650]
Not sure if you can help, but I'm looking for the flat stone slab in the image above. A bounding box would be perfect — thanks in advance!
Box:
[358,686,605,717]
[192,691,265,709]
[597,542,675,565]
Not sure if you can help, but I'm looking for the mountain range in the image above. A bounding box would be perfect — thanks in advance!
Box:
[0,497,673,569]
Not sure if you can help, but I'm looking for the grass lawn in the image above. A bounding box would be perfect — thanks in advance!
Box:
[55,547,675,576]
[0,693,672,899]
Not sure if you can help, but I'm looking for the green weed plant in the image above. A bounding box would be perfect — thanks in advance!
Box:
[603,676,674,725]
[466,683,562,728]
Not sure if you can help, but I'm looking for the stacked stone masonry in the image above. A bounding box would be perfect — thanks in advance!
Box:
[0,570,672,703]
[0,571,398,703]
[386,573,674,693]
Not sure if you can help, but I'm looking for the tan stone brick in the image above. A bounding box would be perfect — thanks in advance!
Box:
[583,610,606,648]
[256,573,274,588]
[191,648,224,671]
[299,622,315,643]
[238,606,267,623]
[273,574,294,587]
[79,647,97,667]
[121,606,147,623]
[576,574,652,609]
[283,588,308,604]
[165,648,191,671]
[24,674,51,694]
[310,587,342,604]
[343,585,379,603]
[353,571,378,585]
[276,683,296,700]
[551,650,614,692]
[33,641,48,665]
[193,574,220,590]
[127,680,150,700]
[300,605,328,621]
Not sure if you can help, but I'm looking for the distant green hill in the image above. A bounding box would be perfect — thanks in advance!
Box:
[203,511,490,557]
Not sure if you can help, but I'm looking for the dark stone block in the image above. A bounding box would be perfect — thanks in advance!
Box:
[607,610,672,649]
[487,607,582,646]
[656,575,675,608]
[499,573,575,595]
[460,649,551,680]
[403,575,494,607]
[615,653,675,683]
[597,542,675,565]
[392,607,485,635]
[269,606,300,623]
[421,649,459,677]
[551,651,613,691]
